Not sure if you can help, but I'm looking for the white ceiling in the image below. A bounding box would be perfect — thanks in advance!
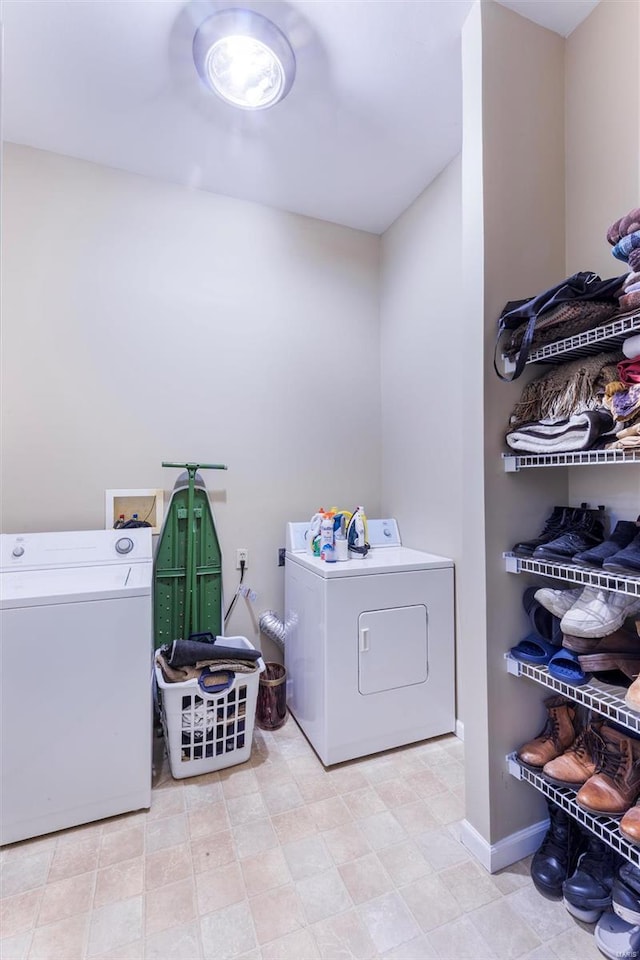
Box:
[1,0,599,234]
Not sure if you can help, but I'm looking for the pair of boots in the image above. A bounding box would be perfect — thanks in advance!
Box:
[517,697,640,816]
[513,504,605,562]
[531,799,620,923]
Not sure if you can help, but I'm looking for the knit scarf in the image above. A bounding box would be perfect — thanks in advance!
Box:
[509,351,623,426]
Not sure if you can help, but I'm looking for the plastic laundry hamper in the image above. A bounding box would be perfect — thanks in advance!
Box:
[155,636,265,779]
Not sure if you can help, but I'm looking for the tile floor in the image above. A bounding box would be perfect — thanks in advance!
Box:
[0,717,604,960]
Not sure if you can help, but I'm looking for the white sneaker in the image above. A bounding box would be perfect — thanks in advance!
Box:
[534,586,583,619]
[560,587,640,639]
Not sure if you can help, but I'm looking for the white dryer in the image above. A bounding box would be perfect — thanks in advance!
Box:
[284,519,455,765]
[1,529,153,845]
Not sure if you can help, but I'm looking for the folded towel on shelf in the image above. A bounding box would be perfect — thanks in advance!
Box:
[623,334,640,359]
[604,381,640,422]
[624,272,640,288]
[628,248,640,272]
[613,231,640,263]
[608,209,640,246]
[606,420,640,450]
[506,410,614,453]
[624,281,640,295]
[509,351,623,426]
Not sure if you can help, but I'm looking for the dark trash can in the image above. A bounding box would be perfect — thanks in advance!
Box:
[256,662,288,730]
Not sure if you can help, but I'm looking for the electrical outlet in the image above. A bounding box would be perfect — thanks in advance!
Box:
[278,547,286,567]
[236,548,248,570]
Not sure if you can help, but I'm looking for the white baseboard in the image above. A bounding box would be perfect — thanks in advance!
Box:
[459,817,548,873]
[455,719,464,741]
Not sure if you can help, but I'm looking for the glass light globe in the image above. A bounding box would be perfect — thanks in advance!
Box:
[207,35,284,109]
[193,10,296,111]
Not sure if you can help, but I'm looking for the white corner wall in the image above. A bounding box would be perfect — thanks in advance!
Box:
[379,155,464,717]
[1,144,381,646]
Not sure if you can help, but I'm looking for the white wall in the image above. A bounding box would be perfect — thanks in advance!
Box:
[1,144,381,647]
[379,155,464,715]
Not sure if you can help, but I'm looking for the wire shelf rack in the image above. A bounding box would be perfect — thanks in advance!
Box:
[505,654,640,733]
[527,312,640,365]
[504,553,640,596]
[503,450,640,472]
[507,754,640,866]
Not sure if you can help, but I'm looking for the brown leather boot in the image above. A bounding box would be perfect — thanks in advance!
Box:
[543,720,602,788]
[576,726,640,816]
[620,803,640,844]
[517,695,577,768]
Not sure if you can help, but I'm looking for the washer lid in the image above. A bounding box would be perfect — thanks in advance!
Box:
[285,546,453,578]
[0,561,152,608]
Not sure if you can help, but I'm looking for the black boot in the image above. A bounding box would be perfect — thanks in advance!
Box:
[531,799,576,899]
[612,861,640,926]
[562,830,619,923]
[513,507,572,558]
[533,506,605,562]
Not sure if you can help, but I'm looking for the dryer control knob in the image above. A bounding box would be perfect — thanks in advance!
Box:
[115,537,134,555]
[383,527,392,537]
[12,545,25,557]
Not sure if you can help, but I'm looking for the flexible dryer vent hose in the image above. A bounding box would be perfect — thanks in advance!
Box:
[259,610,286,650]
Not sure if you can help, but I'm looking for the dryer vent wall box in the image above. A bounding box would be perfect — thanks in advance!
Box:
[284,520,455,765]
[0,529,154,845]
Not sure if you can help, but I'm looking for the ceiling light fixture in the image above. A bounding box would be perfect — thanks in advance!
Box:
[193,8,296,111]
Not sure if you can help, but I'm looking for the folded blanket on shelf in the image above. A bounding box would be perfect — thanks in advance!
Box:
[606,420,640,450]
[623,334,640,359]
[608,208,640,246]
[624,281,640,295]
[506,410,614,453]
[618,358,640,384]
[509,351,623,426]
[604,381,640,421]
[505,300,618,359]
[624,272,640,288]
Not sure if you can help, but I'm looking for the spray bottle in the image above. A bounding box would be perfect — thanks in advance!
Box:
[308,510,324,556]
[320,511,336,562]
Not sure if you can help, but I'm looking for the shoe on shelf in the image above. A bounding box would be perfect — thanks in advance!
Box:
[560,588,640,640]
[532,506,605,563]
[595,910,640,960]
[574,520,639,568]
[530,798,581,899]
[562,830,620,923]
[522,586,562,643]
[543,721,603,789]
[512,506,574,558]
[613,862,640,925]
[516,695,577,769]
[603,528,640,576]
[620,802,640,844]
[534,586,583,619]
[562,625,640,655]
[576,725,640,817]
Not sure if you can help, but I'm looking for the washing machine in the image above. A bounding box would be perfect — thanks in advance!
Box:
[1,529,153,844]
[284,519,455,765]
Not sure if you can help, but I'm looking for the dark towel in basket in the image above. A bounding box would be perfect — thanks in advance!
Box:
[163,637,262,668]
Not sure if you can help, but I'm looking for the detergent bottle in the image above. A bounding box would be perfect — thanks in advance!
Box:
[320,511,336,562]
[308,510,324,556]
[347,506,370,558]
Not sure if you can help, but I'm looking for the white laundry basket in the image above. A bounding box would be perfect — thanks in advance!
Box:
[155,636,265,779]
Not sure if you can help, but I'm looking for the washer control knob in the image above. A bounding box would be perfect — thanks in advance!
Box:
[115,537,134,555]
[383,527,392,537]
[12,545,25,557]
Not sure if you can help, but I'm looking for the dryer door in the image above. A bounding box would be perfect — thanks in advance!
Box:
[358,604,428,695]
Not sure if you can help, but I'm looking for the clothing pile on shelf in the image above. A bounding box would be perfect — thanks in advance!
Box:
[609,206,640,314]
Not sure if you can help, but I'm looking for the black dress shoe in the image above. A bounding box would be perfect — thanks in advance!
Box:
[562,832,619,923]
[531,799,579,899]
[513,507,573,557]
[533,507,605,562]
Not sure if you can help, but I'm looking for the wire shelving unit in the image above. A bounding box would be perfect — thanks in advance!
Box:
[503,553,640,596]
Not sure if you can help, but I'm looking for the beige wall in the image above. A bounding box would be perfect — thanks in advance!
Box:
[1,144,381,647]
[566,0,640,521]
[565,0,640,278]
[461,0,568,847]
[380,154,464,718]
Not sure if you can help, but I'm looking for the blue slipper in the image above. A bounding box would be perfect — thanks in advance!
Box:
[547,649,589,685]
[510,634,560,665]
